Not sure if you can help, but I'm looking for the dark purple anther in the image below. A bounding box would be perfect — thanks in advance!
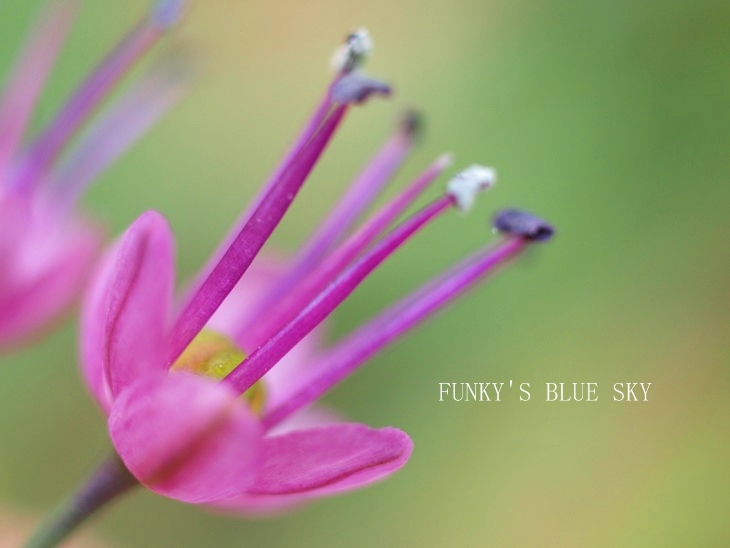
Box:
[493,209,555,242]
[399,108,423,139]
[332,74,392,104]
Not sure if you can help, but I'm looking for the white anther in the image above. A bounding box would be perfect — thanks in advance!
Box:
[330,28,373,73]
[446,164,497,212]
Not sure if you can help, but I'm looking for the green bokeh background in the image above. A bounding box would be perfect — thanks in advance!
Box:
[1,0,728,546]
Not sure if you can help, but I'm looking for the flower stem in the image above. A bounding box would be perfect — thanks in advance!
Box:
[25,453,138,548]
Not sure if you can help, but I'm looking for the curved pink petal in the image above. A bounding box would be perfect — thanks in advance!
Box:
[80,211,174,403]
[109,372,263,503]
[79,238,121,411]
[208,492,304,517]
[261,330,324,410]
[267,403,345,436]
[214,423,412,514]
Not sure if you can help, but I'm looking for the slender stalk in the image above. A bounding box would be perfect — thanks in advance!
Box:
[10,6,172,193]
[262,237,527,428]
[240,153,451,347]
[264,116,417,288]
[0,0,79,174]
[25,454,138,548]
[262,211,554,427]
[50,54,191,211]
[165,105,349,366]
[224,195,454,394]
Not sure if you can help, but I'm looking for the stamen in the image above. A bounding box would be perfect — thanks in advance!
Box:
[237,111,424,336]
[240,153,453,348]
[0,0,80,176]
[332,74,391,105]
[292,110,423,274]
[446,164,497,212]
[8,1,180,193]
[178,37,386,314]
[330,28,373,74]
[223,193,459,395]
[179,91,337,310]
[285,29,376,183]
[262,212,555,428]
[47,52,192,211]
[165,105,349,366]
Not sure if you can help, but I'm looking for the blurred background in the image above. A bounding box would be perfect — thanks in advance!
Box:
[0,0,728,546]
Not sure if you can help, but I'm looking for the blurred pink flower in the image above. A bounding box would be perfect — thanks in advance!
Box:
[80,30,553,513]
[0,0,187,350]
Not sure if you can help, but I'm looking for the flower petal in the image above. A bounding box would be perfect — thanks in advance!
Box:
[261,331,324,410]
[267,404,345,436]
[79,237,120,411]
[0,202,101,349]
[109,373,263,503]
[80,211,174,404]
[214,423,412,514]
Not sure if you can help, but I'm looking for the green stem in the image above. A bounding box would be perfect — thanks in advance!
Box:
[25,453,139,548]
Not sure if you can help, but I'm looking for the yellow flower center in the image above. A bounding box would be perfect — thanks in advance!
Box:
[170,330,265,414]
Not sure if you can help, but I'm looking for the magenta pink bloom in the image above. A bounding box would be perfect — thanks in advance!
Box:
[80,30,554,513]
[0,0,186,350]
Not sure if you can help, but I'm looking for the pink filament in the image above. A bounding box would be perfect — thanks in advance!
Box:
[0,0,79,175]
[9,16,167,193]
[262,237,527,428]
[276,130,414,280]
[50,58,189,210]
[165,105,349,365]
[240,154,451,348]
[223,194,455,394]
[175,85,337,316]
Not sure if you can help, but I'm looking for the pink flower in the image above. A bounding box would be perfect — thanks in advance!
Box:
[80,29,554,513]
[0,0,187,350]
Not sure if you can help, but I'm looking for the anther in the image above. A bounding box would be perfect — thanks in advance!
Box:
[332,74,392,104]
[331,27,373,73]
[493,209,555,242]
[446,164,497,212]
[399,109,423,139]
